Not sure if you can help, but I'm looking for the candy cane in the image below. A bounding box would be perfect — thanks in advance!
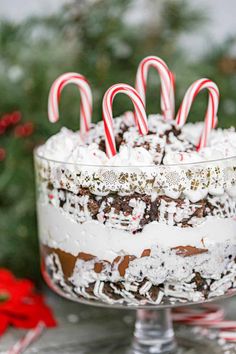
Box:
[135,56,175,120]
[172,305,224,325]
[169,71,176,118]
[173,305,236,343]
[176,78,219,150]
[48,72,92,135]
[102,84,148,158]
[7,322,45,354]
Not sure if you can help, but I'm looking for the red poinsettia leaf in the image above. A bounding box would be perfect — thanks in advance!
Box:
[0,280,35,311]
[0,269,57,335]
[0,269,15,284]
[32,295,57,327]
[0,314,9,335]
[1,293,39,315]
[5,295,56,329]
[12,279,35,297]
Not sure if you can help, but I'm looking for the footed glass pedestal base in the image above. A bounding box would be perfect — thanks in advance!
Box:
[132,309,176,354]
[76,307,227,354]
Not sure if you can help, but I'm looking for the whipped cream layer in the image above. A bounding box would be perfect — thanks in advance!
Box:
[37,115,236,166]
[37,202,236,262]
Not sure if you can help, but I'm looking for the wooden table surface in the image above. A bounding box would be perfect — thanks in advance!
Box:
[0,286,235,354]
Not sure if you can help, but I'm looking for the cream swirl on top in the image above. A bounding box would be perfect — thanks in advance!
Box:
[37,115,236,166]
[39,127,83,162]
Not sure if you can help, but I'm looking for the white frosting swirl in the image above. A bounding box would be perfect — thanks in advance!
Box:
[68,143,109,165]
[109,145,153,166]
[37,128,83,162]
[37,117,236,166]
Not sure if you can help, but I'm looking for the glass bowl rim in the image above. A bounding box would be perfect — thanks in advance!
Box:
[34,146,236,169]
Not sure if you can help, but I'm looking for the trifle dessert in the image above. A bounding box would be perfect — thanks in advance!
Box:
[35,61,236,306]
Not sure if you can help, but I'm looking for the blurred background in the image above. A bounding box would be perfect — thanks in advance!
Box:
[0,0,236,281]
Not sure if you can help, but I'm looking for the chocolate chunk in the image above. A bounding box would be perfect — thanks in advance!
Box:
[85,284,96,296]
[115,133,124,149]
[42,246,77,279]
[98,139,106,152]
[193,272,209,296]
[172,246,208,257]
[88,199,100,215]
[103,204,112,214]
[103,282,122,300]
[78,252,95,261]
[94,262,103,273]
[112,255,136,276]
[141,249,151,257]
[149,285,160,301]
[78,188,90,196]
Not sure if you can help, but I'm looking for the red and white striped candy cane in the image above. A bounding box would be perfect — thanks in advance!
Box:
[172,305,224,325]
[48,72,92,135]
[176,78,219,150]
[135,56,175,120]
[173,305,236,343]
[169,71,176,119]
[102,83,148,158]
[7,322,45,354]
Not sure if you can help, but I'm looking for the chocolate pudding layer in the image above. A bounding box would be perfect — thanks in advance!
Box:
[41,244,236,305]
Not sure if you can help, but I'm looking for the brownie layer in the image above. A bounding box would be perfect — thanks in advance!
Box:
[42,244,236,306]
[41,182,236,232]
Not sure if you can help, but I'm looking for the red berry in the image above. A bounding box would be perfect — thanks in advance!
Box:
[14,122,34,138]
[1,115,11,128]
[23,122,34,136]
[10,111,22,125]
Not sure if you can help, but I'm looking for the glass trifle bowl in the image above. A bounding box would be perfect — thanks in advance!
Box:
[34,148,236,353]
